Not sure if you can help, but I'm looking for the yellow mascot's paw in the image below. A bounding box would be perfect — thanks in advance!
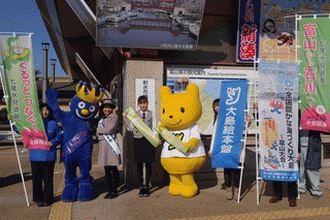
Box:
[181,184,198,198]
[180,173,198,197]
[168,183,182,196]
[185,138,200,152]
[168,174,182,196]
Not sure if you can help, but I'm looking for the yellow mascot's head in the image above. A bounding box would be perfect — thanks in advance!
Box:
[160,83,202,130]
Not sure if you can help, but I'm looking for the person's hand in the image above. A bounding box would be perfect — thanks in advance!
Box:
[253,102,259,111]
[208,152,213,158]
[122,111,131,129]
[298,153,301,161]
[246,114,252,122]
[46,141,53,147]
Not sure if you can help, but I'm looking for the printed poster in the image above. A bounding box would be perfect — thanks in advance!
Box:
[96,0,206,50]
[259,0,330,63]
[166,67,258,134]
[0,34,48,150]
[211,80,249,169]
[259,61,299,181]
[299,17,330,132]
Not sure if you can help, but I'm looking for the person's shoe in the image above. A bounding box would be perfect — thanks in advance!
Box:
[299,190,306,194]
[234,187,239,201]
[110,190,118,199]
[43,202,52,207]
[143,186,150,197]
[289,199,297,207]
[312,194,322,200]
[138,187,145,197]
[104,191,112,199]
[226,187,233,200]
[269,196,282,203]
[37,202,45,207]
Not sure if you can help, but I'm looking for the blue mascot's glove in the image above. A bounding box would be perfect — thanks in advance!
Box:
[46,88,58,102]
[46,88,59,110]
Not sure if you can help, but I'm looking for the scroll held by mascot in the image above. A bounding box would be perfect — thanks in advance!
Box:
[46,81,104,201]
[158,83,206,198]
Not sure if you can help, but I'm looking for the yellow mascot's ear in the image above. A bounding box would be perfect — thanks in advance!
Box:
[186,83,200,100]
[160,86,172,100]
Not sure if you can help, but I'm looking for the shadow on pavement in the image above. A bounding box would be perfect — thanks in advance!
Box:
[0,172,32,188]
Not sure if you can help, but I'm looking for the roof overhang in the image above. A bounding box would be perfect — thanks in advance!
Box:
[35,0,115,87]
[35,0,238,85]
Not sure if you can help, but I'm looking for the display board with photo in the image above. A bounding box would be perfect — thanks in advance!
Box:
[96,0,206,50]
[166,67,258,134]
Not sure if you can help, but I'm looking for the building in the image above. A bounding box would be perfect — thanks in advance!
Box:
[34,0,330,185]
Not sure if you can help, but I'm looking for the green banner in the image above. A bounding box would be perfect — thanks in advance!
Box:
[126,108,160,147]
[155,122,189,153]
[0,34,48,150]
[299,17,330,132]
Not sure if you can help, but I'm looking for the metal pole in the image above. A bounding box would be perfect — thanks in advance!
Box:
[41,43,50,103]
[0,65,30,206]
[50,59,56,83]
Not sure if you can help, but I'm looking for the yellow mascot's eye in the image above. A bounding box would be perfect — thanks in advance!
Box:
[163,108,165,114]
[180,107,185,113]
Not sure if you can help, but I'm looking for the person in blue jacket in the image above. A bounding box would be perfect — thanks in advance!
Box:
[30,103,62,207]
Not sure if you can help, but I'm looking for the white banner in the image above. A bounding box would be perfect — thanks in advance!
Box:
[135,78,156,128]
[258,61,299,181]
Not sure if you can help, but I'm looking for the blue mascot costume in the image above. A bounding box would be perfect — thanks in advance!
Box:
[46,81,104,201]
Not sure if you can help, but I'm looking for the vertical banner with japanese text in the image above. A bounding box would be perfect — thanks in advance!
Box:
[135,78,156,128]
[299,17,330,132]
[0,34,48,150]
[237,0,261,63]
[259,61,299,181]
[211,80,248,169]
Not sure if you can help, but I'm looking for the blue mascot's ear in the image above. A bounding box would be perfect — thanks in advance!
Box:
[160,86,172,101]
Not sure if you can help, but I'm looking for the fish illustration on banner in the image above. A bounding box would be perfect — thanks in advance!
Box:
[0,34,48,150]
[211,80,248,169]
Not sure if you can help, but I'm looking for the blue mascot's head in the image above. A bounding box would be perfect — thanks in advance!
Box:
[71,81,104,120]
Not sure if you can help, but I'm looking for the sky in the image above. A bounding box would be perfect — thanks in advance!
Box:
[0,0,67,77]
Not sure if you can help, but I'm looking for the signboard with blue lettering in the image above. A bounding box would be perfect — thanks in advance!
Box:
[211,80,249,168]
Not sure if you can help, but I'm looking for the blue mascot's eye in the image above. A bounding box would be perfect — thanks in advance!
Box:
[180,107,185,113]
[78,101,85,109]
[89,105,96,112]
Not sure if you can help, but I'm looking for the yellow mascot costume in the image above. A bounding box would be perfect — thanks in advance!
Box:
[159,83,206,197]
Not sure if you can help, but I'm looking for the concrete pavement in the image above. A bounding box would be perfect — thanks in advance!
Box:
[2,142,330,220]
[0,143,64,220]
